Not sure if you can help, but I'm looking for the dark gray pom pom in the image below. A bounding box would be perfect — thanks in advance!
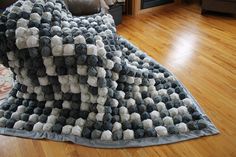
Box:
[112,130,123,141]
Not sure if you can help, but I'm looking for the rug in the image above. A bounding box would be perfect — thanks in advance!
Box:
[0,0,219,148]
[0,65,13,100]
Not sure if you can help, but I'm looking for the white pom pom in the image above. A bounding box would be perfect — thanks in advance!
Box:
[144,97,154,105]
[51,108,60,116]
[97,47,106,57]
[45,101,54,107]
[71,126,82,136]
[123,129,134,140]
[15,27,27,38]
[61,83,70,93]
[133,92,142,101]
[155,126,168,136]
[51,26,61,33]
[119,106,128,114]
[132,85,140,92]
[101,130,112,141]
[88,112,96,121]
[90,95,98,104]
[150,110,160,120]
[33,122,43,131]
[80,84,88,93]
[112,56,121,64]
[142,119,153,129]
[121,114,130,122]
[149,79,155,86]
[110,99,119,107]
[170,93,179,100]
[178,106,188,115]
[97,96,107,105]
[16,91,23,99]
[156,73,165,79]
[80,102,90,111]
[28,114,38,122]
[87,44,97,55]
[17,18,29,28]
[62,125,73,134]
[134,78,142,85]
[77,65,87,75]
[97,68,106,79]
[37,94,44,101]
[29,27,39,35]
[158,89,167,96]
[30,13,41,23]
[96,105,105,113]
[140,86,148,92]
[75,118,86,127]
[112,122,122,132]
[17,105,25,113]
[6,51,15,61]
[95,35,102,41]
[87,76,97,87]
[26,36,39,48]
[114,91,124,100]
[114,50,122,57]
[127,76,134,84]
[156,102,166,111]
[42,12,52,21]
[110,81,118,89]
[167,76,176,81]
[63,44,74,56]
[51,35,62,47]
[52,45,63,56]
[183,98,193,107]
[46,65,56,75]
[177,122,188,133]
[43,56,53,66]
[62,21,70,27]
[130,113,141,122]
[43,123,53,131]
[96,40,104,48]
[112,72,119,81]
[70,84,80,93]
[62,101,71,109]
[16,37,26,49]
[38,77,49,86]
[106,59,114,69]
[163,116,174,126]
[96,113,105,121]
[127,98,136,108]
[148,85,156,92]
[74,35,86,44]
[13,120,25,129]
[69,75,78,84]
[47,115,57,124]
[169,108,178,117]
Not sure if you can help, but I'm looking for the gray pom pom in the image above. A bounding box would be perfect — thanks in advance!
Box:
[91,130,102,139]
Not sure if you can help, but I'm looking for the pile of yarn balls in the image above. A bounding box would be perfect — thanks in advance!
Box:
[0,0,208,142]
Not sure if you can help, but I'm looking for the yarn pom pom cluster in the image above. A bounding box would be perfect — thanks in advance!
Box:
[0,0,218,148]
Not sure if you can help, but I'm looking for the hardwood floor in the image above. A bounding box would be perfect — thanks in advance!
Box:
[1,4,236,157]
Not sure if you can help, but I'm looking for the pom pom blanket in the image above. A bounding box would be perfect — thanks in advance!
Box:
[0,0,218,148]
